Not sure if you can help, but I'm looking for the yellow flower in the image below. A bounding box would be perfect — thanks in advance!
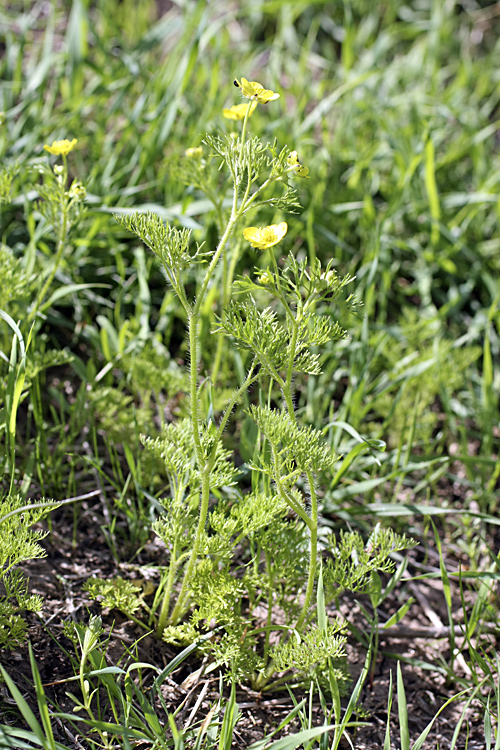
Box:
[243,222,288,250]
[234,77,280,104]
[185,146,203,158]
[223,101,258,120]
[287,150,309,178]
[43,138,78,156]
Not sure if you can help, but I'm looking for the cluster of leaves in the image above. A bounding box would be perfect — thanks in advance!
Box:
[0,494,56,649]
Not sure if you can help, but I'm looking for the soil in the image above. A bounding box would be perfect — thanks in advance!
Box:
[0,494,495,750]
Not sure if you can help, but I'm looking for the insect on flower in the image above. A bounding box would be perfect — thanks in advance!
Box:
[234,77,280,104]
[287,150,310,178]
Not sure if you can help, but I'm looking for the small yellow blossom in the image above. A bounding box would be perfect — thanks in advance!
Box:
[234,77,280,104]
[243,222,288,250]
[44,138,78,156]
[287,150,309,178]
[223,101,258,120]
[185,146,203,158]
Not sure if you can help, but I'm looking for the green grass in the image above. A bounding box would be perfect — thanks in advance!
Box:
[1,0,500,746]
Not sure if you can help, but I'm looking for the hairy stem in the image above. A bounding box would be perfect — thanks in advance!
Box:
[295,470,318,631]
[239,100,253,161]
[28,160,69,325]
[215,358,259,442]
[156,541,179,635]
[282,316,319,632]
[168,172,245,627]
[263,550,274,669]
[169,467,211,625]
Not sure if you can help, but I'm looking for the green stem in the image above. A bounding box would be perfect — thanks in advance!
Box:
[215,358,259,443]
[285,314,300,397]
[79,653,108,748]
[239,100,253,161]
[156,541,179,636]
[169,468,210,625]
[271,444,311,528]
[281,317,319,632]
[242,164,298,213]
[295,470,318,631]
[28,159,69,326]
[263,551,274,669]
[165,123,252,629]
[187,311,203,459]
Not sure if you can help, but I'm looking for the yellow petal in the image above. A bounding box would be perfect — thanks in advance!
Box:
[234,77,280,104]
[243,222,288,250]
[43,138,78,156]
[223,101,257,120]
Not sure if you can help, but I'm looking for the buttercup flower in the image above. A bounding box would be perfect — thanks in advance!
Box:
[44,138,78,156]
[223,101,257,120]
[234,77,280,104]
[185,146,203,158]
[287,150,309,178]
[243,222,288,250]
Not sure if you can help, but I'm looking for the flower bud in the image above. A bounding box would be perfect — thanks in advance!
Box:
[258,270,272,285]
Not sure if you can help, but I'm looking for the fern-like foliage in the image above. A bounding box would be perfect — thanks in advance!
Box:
[323,524,417,597]
[34,164,86,234]
[88,386,152,443]
[0,494,56,649]
[214,300,340,377]
[0,163,18,203]
[214,300,288,372]
[271,621,347,675]
[26,349,74,379]
[84,577,144,617]
[0,495,52,568]
[203,134,268,180]
[0,247,32,305]
[237,253,362,317]
[209,491,288,540]
[142,418,239,493]
[248,405,337,477]
[125,344,187,399]
[152,494,199,556]
[115,211,206,289]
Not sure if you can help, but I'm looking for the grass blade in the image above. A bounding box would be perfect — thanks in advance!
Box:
[397,662,410,750]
